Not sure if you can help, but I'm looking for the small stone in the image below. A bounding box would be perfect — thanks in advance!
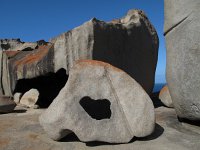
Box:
[159,85,173,108]
[20,89,39,108]
[39,60,155,143]
[13,93,22,104]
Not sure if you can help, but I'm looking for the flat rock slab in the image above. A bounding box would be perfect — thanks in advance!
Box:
[0,106,200,150]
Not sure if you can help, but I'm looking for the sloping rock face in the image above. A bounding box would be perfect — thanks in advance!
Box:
[0,41,54,97]
[39,60,155,143]
[50,9,159,94]
[159,85,173,108]
[164,0,200,120]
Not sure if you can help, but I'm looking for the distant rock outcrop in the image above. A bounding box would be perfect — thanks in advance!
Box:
[39,60,155,143]
[0,40,54,97]
[50,9,159,94]
[164,0,200,120]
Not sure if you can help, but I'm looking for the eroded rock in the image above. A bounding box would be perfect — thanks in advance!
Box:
[164,0,200,120]
[0,42,54,97]
[50,9,159,94]
[39,60,155,143]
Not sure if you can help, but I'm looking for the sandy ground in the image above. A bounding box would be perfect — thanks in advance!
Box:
[0,105,200,150]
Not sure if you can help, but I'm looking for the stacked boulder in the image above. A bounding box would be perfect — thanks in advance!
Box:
[164,0,200,120]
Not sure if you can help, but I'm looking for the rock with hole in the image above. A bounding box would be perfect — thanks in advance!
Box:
[159,85,173,108]
[20,89,39,108]
[164,0,200,120]
[50,9,159,94]
[39,60,155,143]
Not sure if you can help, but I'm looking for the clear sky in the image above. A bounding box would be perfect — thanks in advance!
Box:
[0,0,166,83]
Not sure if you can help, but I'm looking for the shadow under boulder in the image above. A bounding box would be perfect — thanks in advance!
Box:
[14,68,68,108]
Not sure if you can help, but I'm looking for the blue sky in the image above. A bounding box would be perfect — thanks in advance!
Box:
[0,0,166,83]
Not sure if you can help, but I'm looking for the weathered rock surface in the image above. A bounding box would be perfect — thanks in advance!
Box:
[20,89,39,108]
[39,60,155,143]
[164,0,200,120]
[0,96,16,113]
[0,106,200,150]
[159,85,173,108]
[50,9,159,94]
[0,41,54,97]
[0,39,46,51]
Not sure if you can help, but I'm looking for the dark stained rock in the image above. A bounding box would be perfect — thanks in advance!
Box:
[50,9,159,94]
[164,0,200,120]
[0,96,16,113]
[0,39,37,51]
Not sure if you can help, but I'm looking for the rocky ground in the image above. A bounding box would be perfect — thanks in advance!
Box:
[0,104,200,150]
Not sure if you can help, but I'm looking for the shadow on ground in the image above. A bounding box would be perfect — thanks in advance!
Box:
[60,123,164,147]
[14,68,68,108]
[150,92,165,108]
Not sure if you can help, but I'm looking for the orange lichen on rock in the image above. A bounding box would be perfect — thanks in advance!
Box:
[14,45,52,67]
[76,60,123,73]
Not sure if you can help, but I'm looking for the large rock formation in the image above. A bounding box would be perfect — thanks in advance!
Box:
[164,0,200,120]
[50,9,159,94]
[0,40,54,97]
[39,60,155,143]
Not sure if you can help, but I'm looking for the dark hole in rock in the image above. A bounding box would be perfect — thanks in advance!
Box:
[79,96,111,120]
[1,43,10,50]
[21,47,34,51]
[14,68,68,108]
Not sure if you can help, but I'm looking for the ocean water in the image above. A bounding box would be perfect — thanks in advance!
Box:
[153,83,166,92]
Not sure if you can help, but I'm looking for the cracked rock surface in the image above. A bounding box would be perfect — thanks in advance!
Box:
[39,60,155,143]
[164,0,200,120]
